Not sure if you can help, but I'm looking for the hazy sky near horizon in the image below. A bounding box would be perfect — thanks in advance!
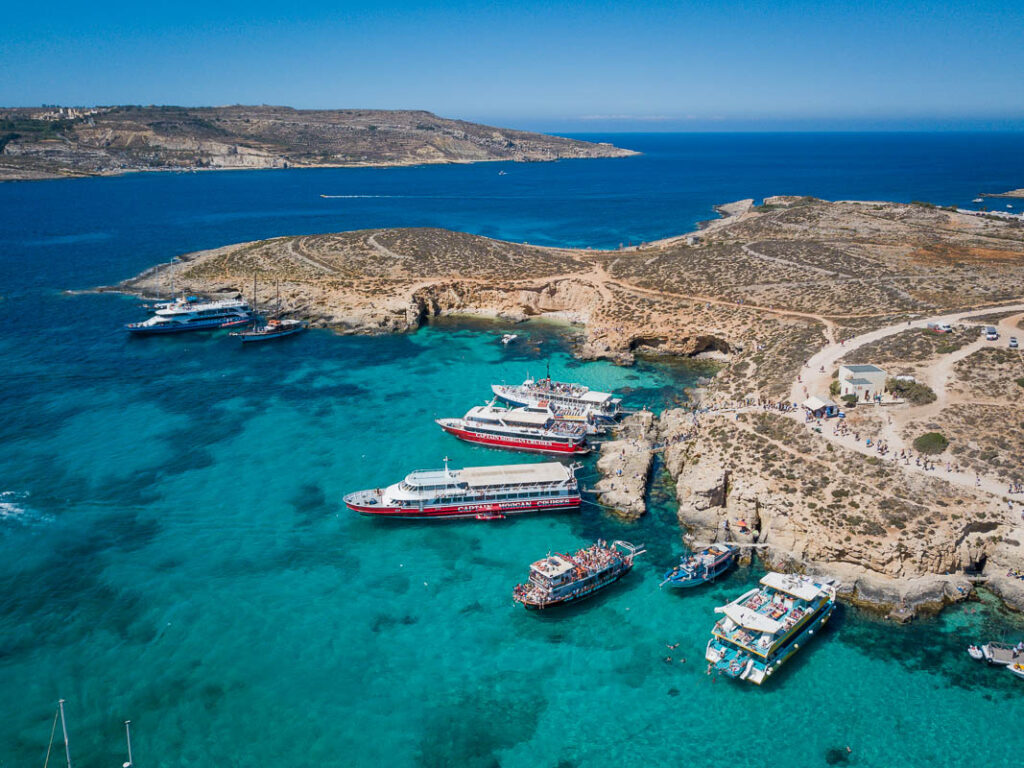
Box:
[3,0,1024,131]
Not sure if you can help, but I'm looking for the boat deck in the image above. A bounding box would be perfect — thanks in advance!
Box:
[984,643,1024,665]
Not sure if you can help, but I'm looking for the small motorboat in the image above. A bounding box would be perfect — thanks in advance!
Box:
[502,333,518,345]
[972,198,984,203]
[967,641,1022,665]
[1009,663,1024,681]
[474,512,506,521]
[233,317,307,342]
[661,543,737,588]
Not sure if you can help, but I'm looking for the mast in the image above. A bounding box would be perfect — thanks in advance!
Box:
[58,699,72,768]
[252,273,257,311]
[123,720,133,768]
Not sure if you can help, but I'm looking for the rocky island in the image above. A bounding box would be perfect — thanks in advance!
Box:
[0,105,637,181]
[111,195,1024,618]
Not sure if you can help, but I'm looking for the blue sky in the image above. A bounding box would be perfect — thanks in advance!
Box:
[3,0,1023,131]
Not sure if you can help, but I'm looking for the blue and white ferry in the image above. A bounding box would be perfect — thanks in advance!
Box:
[705,572,836,685]
[126,297,252,335]
[661,543,737,588]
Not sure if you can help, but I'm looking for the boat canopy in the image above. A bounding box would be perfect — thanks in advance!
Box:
[760,572,824,602]
[717,604,782,634]
[468,406,550,426]
[531,555,575,578]
[459,462,570,487]
[579,391,613,404]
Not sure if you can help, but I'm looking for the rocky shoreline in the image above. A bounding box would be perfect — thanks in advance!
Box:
[105,195,1024,619]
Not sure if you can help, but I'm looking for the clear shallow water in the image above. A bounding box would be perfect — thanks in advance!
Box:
[1,134,1024,767]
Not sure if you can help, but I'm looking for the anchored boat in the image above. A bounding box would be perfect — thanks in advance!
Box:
[966,641,1024,665]
[492,376,622,423]
[705,572,836,685]
[1010,663,1024,681]
[344,458,582,519]
[436,402,591,455]
[126,297,252,335]
[233,317,307,342]
[662,544,737,588]
[513,539,645,609]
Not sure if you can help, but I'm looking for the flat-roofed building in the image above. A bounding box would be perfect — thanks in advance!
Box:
[838,364,887,401]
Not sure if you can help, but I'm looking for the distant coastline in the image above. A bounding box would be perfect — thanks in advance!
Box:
[0,105,639,182]
[981,187,1024,198]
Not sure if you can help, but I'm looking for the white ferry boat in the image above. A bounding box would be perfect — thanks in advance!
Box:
[126,297,252,335]
[705,572,836,685]
[491,376,623,422]
[436,403,591,455]
[343,459,581,519]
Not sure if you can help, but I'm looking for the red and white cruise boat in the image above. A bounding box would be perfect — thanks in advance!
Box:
[343,459,582,520]
[436,403,591,455]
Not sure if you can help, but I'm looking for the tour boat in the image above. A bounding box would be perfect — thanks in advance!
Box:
[436,402,591,455]
[343,459,582,519]
[491,375,623,422]
[233,317,307,342]
[705,572,836,685]
[513,539,645,609]
[126,297,252,335]
[661,543,737,588]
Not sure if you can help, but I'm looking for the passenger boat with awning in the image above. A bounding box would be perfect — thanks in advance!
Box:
[513,539,645,609]
[343,459,582,519]
[705,572,836,684]
[126,297,252,335]
[491,376,622,422]
[436,402,591,455]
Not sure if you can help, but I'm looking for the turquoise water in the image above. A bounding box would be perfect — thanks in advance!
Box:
[2,134,1024,767]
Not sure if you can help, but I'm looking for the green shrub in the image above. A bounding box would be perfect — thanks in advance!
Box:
[887,377,937,405]
[841,394,858,406]
[1016,377,1024,389]
[913,432,949,454]
[829,379,841,396]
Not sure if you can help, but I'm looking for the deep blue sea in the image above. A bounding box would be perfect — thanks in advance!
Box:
[1,133,1023,768]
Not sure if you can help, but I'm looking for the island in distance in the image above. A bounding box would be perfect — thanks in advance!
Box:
[0,104,638,181]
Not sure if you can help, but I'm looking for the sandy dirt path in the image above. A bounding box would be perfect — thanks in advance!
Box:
[787,304,1024,500]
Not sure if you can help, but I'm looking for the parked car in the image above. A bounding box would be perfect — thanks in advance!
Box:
[1010,337,1019,349]
[985,326,1000,341]
[927,322,952,333]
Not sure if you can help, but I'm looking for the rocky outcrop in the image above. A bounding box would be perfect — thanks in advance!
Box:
[658,409,1022,617]
[593,411,657,519]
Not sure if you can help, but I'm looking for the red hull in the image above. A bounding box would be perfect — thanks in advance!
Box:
[347,495,582,519]
[440,425,588,455]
